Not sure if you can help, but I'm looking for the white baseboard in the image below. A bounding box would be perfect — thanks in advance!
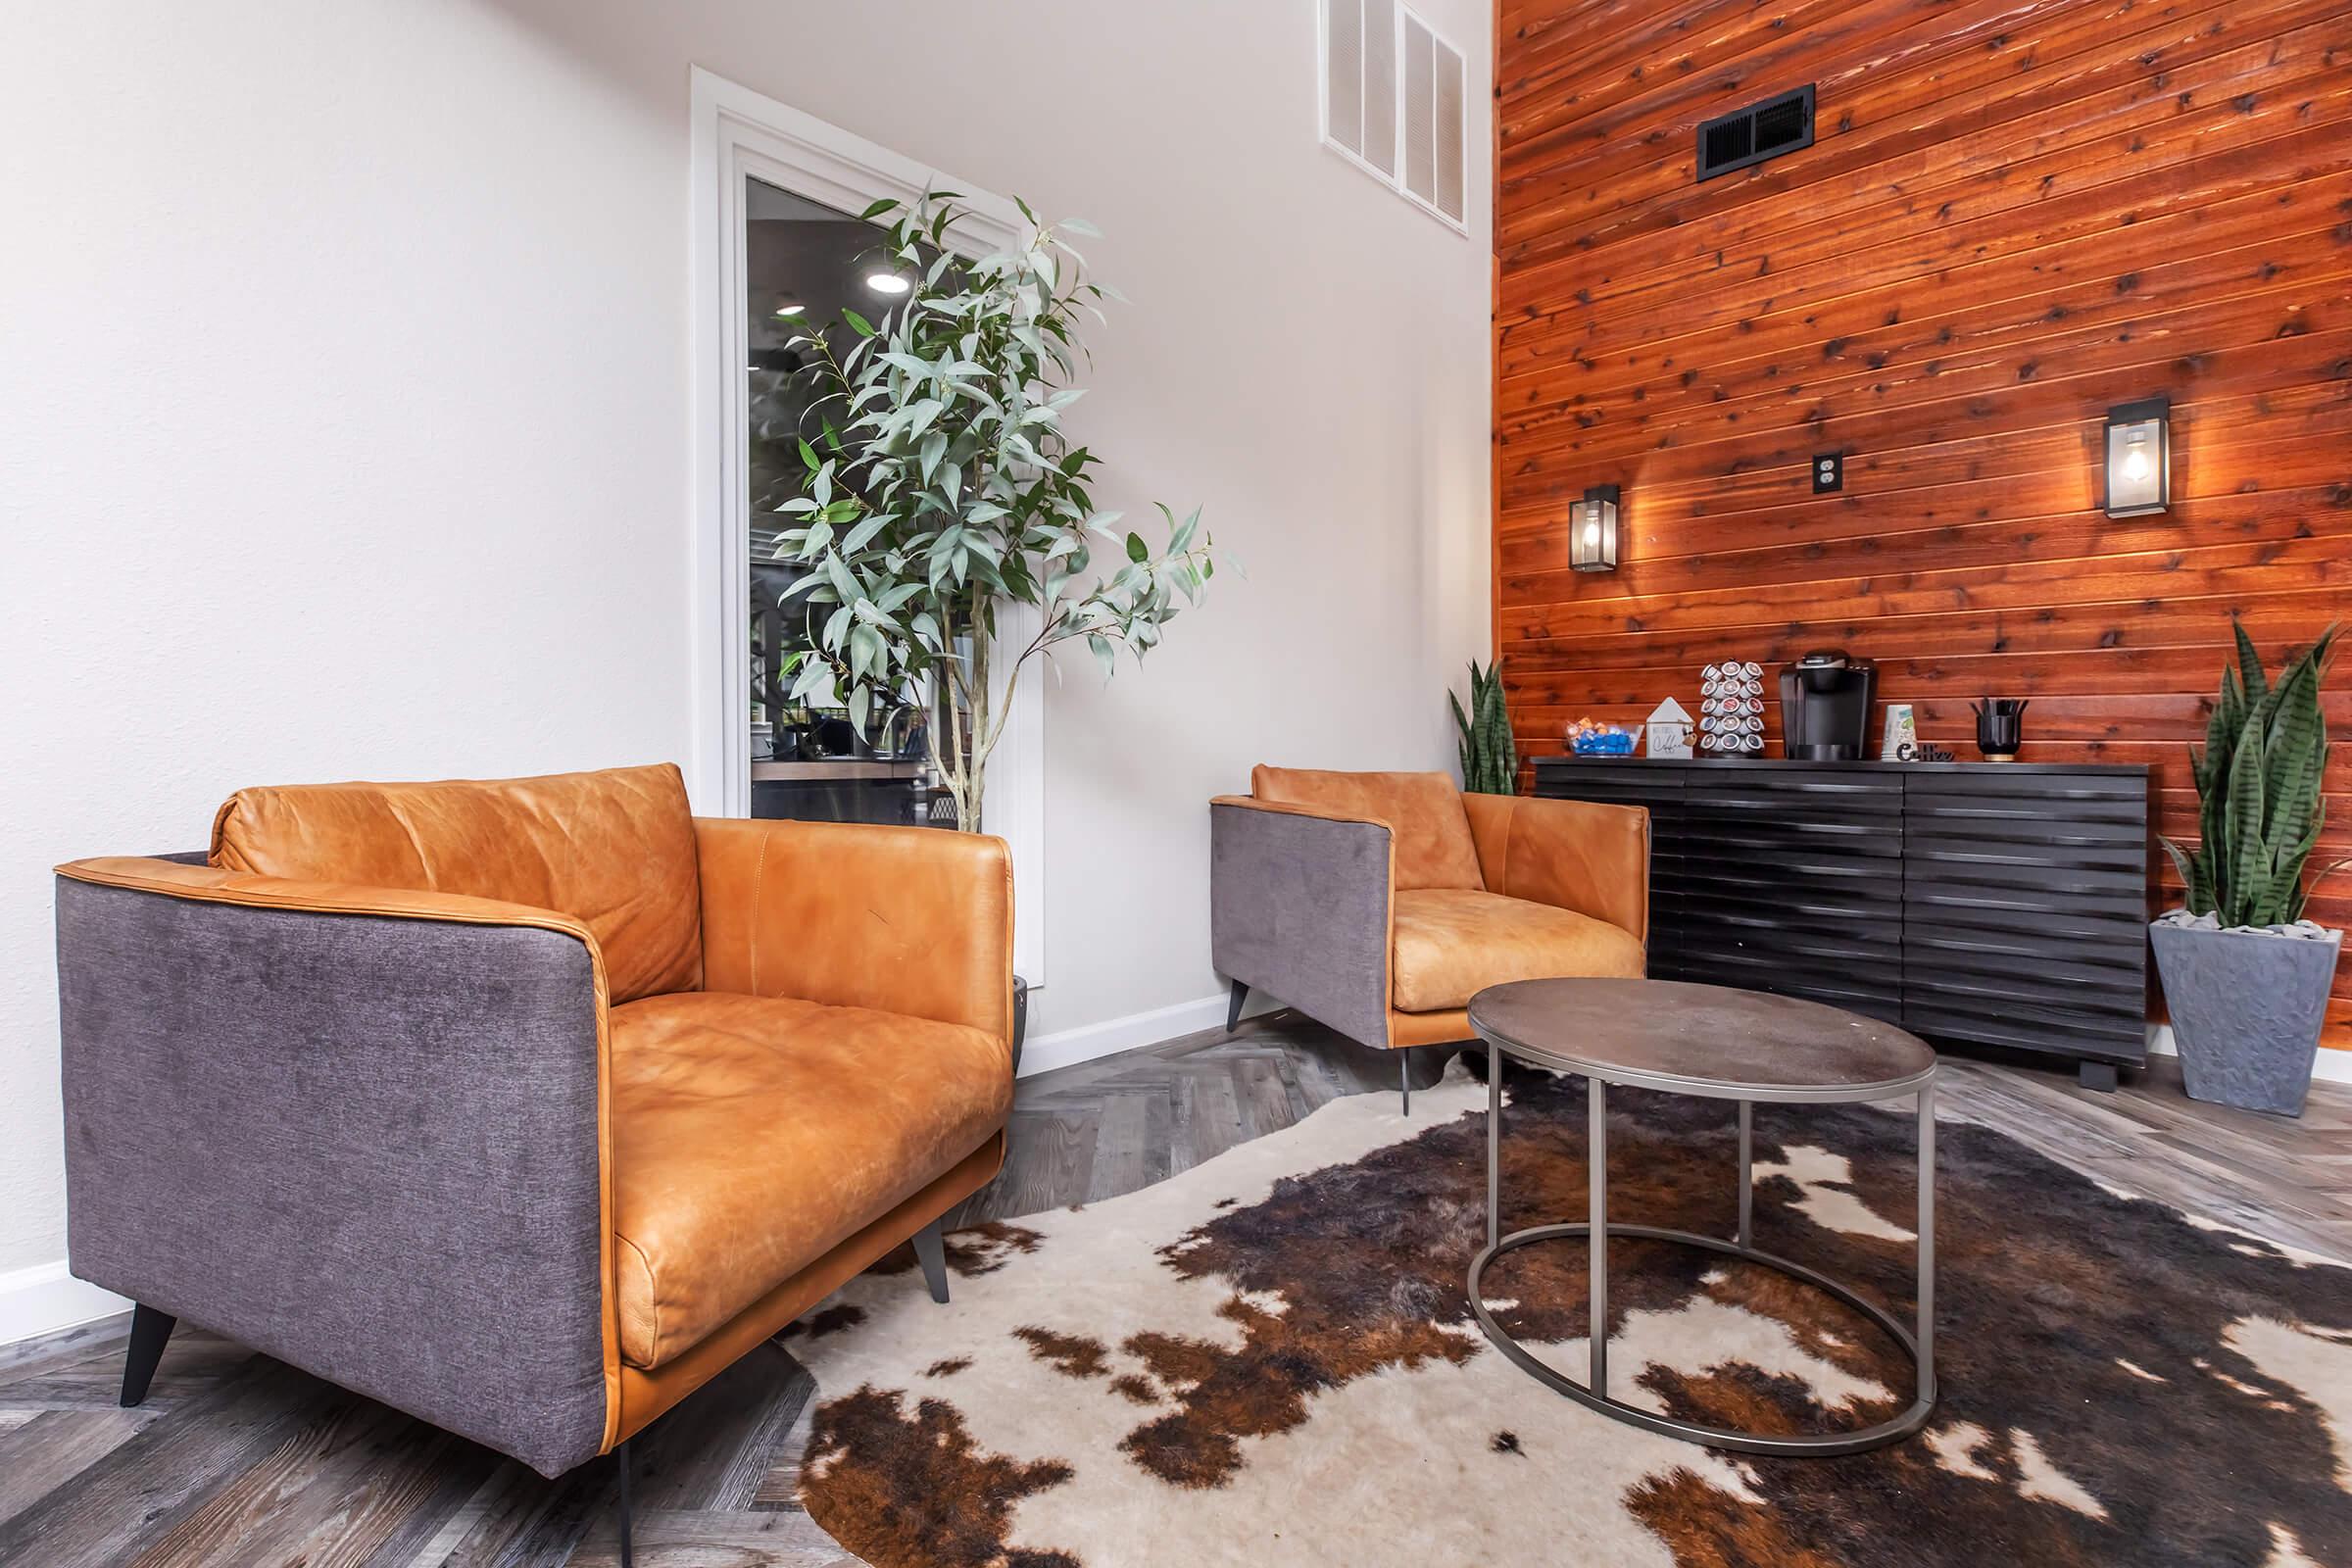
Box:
[0,1260,127,1348]
[2144,1024,2352,1085]
[1019,992,1234,1078]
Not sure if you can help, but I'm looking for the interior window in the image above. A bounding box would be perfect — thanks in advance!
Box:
[743,176,947,827]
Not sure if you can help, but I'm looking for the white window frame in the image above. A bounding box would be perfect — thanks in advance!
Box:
[688,67,1048,984]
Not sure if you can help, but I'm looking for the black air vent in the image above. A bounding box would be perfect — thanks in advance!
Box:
[1696,84,1815,182]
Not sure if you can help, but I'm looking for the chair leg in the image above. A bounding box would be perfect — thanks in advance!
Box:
[119,1303,176,1408]
[1400,1047,1412,1116]
[912,1218,950,1303]
[615,1438,634,1568]
[1226,979,1250,1033]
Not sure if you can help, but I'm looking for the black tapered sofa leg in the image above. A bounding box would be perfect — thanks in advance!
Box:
[1226,979,1250,1033]
[912,1218,950,1303]
[1400,1047,1412,1115]
[615,1438,634,1568]
[119,1303,176,1408]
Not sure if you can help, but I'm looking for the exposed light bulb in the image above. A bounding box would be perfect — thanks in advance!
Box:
[2123,446,2150,481]
[864,272,911,295]
[1584,521,1601,547]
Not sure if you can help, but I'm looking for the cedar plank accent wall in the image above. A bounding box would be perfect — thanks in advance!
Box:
[1493,0,2352,1052]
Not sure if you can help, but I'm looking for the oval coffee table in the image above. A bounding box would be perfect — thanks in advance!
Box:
[1465,977,1938,1457]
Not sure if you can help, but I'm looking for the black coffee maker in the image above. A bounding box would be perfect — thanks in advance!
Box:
[1779,650,1877,760]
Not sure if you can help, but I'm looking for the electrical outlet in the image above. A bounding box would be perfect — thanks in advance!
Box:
[1812,451,1843,493]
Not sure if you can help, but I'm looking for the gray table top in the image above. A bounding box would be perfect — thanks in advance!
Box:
[1466,978,1937,1102]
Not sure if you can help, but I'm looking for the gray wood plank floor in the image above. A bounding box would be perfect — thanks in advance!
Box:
[2,1012,2345,1566]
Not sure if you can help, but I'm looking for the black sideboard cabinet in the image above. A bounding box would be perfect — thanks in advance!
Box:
[1533,757,2151,1088]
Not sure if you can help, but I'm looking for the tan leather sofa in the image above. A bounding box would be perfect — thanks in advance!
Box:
[54,763,1012,1515]
[1210,765,1648,1107]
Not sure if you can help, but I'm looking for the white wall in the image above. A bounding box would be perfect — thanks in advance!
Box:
[0,1,1491,1309]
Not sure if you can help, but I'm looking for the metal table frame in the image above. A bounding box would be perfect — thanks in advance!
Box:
[1466,1037,1937,1457]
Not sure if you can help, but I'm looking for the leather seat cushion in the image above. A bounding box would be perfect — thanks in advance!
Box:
[1390,888,1644,1012]
[1250,766,1485,891]
[609,991,1011,1370]
[209,763,703,1004]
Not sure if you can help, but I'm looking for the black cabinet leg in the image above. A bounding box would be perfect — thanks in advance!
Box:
[1226,980,1250,1033]
[615,1438,634,1568]
[912,1218,950,1303]
[2079,1060,2119,1093]
[119,1303,175,1408]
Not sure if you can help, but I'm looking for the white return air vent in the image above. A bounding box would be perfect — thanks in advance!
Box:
[1321,0,1467,233]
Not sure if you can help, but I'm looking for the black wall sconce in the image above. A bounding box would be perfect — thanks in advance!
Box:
[2103,396,2170,517]
[1570,483,1620,571]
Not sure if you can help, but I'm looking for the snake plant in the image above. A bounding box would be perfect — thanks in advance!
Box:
[2160,618,2341,928]
[1451,659,1519,796]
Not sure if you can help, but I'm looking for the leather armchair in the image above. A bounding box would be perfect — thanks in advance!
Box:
[1211,765,1648,1108]
[53,763,1012,1494]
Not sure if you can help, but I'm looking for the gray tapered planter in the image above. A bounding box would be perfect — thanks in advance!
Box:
[2151,920,2342,1116]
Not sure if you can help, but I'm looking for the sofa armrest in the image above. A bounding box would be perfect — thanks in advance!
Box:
[52,858,616,1478]
[1208,796,1394,1050]
[1462,794,1651,943]
[693,818,1014,1046]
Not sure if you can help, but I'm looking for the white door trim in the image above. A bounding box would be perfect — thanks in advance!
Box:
[688,67,1047,984]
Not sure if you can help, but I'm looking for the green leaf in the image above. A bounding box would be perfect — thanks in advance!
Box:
[1126,531,1149,564]
[798,438,820,473]
[2224,709,2271,927]
[2233,614,2269,708]
[843,309,877,337]
[858,197,901,220]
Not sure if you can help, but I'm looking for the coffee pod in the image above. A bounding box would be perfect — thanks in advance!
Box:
[1740,661,1763,679]
[1702,662,1725,682]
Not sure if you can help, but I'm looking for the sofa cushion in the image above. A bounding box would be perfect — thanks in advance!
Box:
[1250,766,1484,891]
[1390,888,1643,1012]
[607,990,1011,1370]
[210,763,702,1004]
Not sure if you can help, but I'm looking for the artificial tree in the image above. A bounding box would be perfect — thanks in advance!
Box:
[770,192,1216,832]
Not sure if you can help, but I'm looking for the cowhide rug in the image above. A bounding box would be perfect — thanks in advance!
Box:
[782,1060,2352,1567]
